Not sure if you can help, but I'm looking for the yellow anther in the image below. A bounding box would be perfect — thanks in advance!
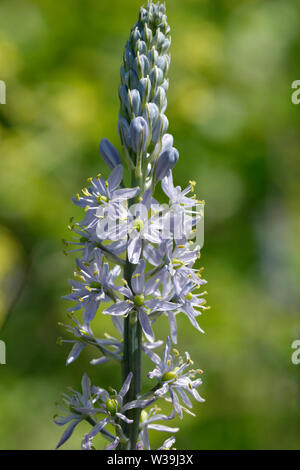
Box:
[82,188,90,196]
[76,193,80,201]
[132,273,141,279]
[105,181,109,188]
[79,328,89,336]
[177,245,185,249]
[74,273,86,282]
[87,177,93,183]
[189,180,196,191]
[172,258,184,266]
[97,195,108,204]
[84,206,90,212]
[198,267,205,274]
[78,297,84,303]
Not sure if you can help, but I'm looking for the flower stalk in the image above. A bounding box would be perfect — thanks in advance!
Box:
[122,173,143,449]
[55,1,208,451]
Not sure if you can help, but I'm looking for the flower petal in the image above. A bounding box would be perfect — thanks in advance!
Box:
[119,372,133,398]
[103,301,133,316]
[128,235,142,264]
[56,419,81,449]
[168,311,177,344]
[131,260,145,294]
[116,412,133,424]
[139,309,154,342]
[105,436,120,450]
[107,165,123,191]
[66,342,86,366]
[148,424,179,433]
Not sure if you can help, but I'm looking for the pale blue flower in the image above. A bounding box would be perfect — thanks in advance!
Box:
[57,1,208,451]
[60,315,123,366]
[157,436,176,450]
[80,372,155,450]
[145,338,205,418]
[103,260,180,342]
[73,165,139,230]
[138,407,178,450]
[54,374,105,449]
[97,190,162,264]
[63,251,120,330]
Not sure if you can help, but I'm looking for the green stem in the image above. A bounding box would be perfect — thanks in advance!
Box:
[120,171,143,450]
[122,307,142,449]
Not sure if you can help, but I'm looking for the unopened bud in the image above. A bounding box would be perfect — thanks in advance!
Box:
[155,147,179,181]
[129,116,149,153]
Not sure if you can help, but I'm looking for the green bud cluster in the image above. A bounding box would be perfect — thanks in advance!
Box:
[118,1,171,162]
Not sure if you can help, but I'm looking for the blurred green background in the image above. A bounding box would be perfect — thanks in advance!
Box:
[0,0,300,450]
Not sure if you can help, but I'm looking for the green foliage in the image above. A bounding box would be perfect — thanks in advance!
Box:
[0,0,300,449]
